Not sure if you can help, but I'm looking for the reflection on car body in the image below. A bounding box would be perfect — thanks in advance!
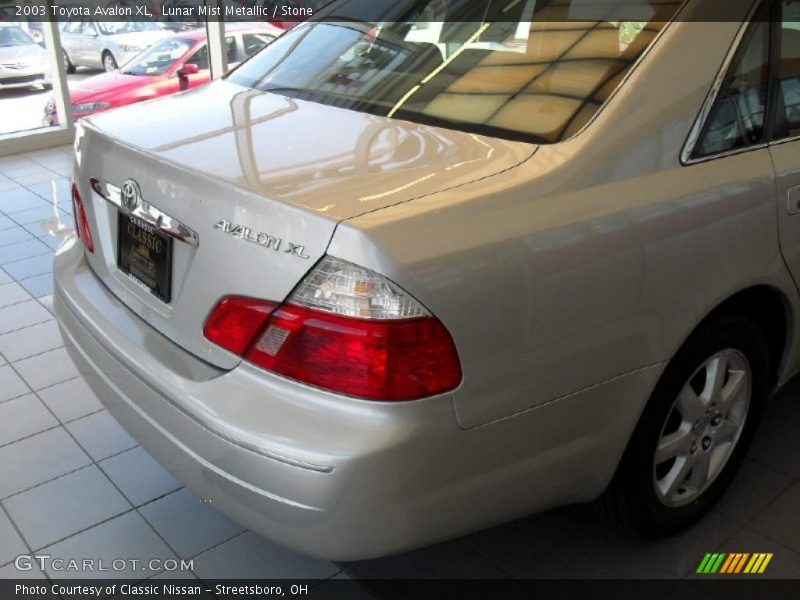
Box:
[45,24,280,124]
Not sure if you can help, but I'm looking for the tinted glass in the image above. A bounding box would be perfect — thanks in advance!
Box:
[97,22,161,35]
[243,33,274,57]
[779,1,800,136]
[227,0,680,143]
[79,21,98,36]
[122,37,195,76]
[188,45,209,70]
[226,36,237,63]
[695,8,770,157]
[0,26,34,47]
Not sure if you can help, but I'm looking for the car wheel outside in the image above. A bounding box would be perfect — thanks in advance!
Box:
[103,52,118,72]
[63,52,76,74]
[600,314,769,538]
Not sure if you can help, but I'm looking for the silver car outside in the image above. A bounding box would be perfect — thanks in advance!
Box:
[54,0,800,559]
[0,25,50,90]
[60,20,171,72]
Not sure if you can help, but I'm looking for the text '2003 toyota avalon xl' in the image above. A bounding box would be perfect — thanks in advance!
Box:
[54,0,800,559]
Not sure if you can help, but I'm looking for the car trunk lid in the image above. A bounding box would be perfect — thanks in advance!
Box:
[74,80,534,369]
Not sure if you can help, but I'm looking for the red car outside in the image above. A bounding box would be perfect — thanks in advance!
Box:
[44,24,279,125]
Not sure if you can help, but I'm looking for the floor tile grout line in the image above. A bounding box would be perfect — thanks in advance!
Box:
[185,530,248,564]
[0,462,94,505]
[747,454,800,483]
[0,315,54,337]
[0,403,107,449]
[0,248,54,266]
[456,536,519,578]
[31,507,140,554]
[127,484,185,511]
[0,498,36,564]
[0,437,140,503]
[1,342,67,373]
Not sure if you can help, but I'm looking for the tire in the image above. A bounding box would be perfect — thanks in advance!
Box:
[103,52,118,72]
[63,52,76,74]
[600,314,769,538]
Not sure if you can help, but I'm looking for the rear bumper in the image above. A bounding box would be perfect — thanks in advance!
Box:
[54,236,662,560]
[54,236,471,559]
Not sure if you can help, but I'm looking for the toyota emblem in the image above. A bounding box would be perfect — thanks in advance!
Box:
[120,180,141,212]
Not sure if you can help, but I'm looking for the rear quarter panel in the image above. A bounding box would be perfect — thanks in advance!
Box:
[331,13,800,429]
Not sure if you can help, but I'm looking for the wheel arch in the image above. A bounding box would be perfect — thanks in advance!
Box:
[684,285,792,392]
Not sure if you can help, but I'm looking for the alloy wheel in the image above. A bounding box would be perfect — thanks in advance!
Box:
[653,349,751,507]
[104,54,117,72]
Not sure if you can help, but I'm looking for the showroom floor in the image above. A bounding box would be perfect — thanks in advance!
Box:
[0,148,799,593]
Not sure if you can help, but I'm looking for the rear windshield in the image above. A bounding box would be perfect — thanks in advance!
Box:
[227,0,681,143]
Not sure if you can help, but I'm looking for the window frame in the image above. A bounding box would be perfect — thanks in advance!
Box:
[771,0,800,144]
[682,0,800,164]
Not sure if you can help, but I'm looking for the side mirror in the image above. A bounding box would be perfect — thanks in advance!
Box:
[178,63,199,78]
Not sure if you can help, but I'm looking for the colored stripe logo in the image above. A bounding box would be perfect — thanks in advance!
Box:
[696,553,773,574]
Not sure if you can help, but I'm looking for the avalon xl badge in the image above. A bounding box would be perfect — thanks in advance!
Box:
[213,219,311,259]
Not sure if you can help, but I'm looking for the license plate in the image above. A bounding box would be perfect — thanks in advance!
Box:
[117,212,173,303]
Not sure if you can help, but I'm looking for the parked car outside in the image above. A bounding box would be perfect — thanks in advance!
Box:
[60,19,172,73]
[0,24,50,90]
[45,24,279,125]
[54,0,800,560]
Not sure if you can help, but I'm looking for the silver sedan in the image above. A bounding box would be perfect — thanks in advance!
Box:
[55,0,800,560]
[0,25,50,90]
[60,19,171,72]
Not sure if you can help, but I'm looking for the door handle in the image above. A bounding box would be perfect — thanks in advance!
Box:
[788,186,800,216]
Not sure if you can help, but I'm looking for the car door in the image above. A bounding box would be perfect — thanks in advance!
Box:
[60,20,82,63]
[179,43,213,89]
[80,20,104,68]
[771,2,800,284]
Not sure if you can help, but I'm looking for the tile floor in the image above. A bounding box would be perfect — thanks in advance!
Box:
[0,148,798,593]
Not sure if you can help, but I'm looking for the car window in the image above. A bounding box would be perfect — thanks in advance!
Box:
[63,20,82,35]
[242,33,274,57]
[80,20,98,36]
[187,44,209,70]
[122,37,195,76]
[97,21,160,35]
[0,26,34,47]
[778,1,800,137]
[694,3,771,158]
[227,0,681,144]
[226,36,237,63]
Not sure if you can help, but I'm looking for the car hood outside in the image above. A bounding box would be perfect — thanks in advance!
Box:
[0,43,46,66]
[84,79,538,222]
[69,71,157,104]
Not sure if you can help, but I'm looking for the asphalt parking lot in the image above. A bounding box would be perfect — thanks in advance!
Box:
[0,69,94,136]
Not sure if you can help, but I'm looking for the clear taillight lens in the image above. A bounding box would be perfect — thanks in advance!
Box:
[290,256,430,319]
[71,182,94,253]
[204,257,462,401]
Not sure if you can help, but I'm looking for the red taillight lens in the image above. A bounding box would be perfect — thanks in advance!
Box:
[71,182,94,253]
[203,296,278,356]
[204,257,462,401]
[246,304,462,401]
[204,298,462,401]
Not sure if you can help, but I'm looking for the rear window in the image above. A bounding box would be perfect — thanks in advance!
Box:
[227,0,681,143]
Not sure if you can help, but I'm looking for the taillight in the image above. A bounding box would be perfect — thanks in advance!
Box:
[71,182,94,253]
[203,296,277,356]
[204,257,462,401]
